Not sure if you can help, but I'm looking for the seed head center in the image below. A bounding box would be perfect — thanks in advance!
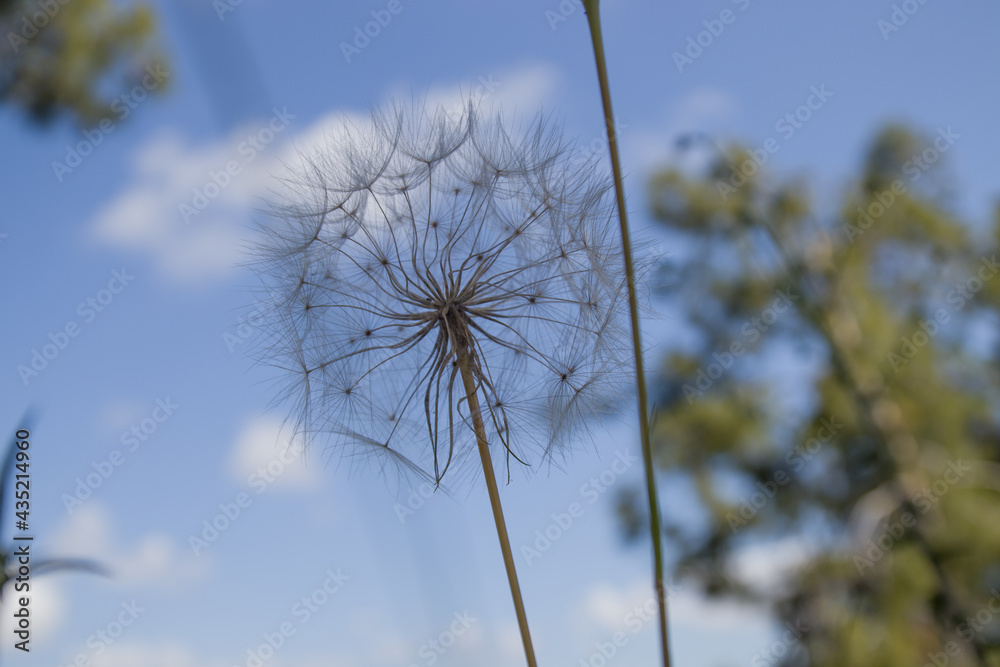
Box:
[433,295,476,352]
[436,297,466,321]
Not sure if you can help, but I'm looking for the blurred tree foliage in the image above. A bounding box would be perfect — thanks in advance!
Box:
[621,125,1000,666]
[0,0,166,126]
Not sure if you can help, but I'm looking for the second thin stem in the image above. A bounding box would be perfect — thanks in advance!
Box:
[581,2,672,666]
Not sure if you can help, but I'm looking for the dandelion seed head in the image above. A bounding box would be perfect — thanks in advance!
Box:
[251,99,637,488]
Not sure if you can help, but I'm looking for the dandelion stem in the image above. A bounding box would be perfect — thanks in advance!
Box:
[457,347,538,667]
[581,2,672,666]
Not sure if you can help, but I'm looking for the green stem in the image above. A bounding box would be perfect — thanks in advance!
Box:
[581,3,672,666]
[457,349,538,667]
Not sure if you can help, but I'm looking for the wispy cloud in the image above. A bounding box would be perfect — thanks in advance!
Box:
[87,64,561,286]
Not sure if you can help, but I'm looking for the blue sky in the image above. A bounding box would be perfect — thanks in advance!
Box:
[2,1,998,666]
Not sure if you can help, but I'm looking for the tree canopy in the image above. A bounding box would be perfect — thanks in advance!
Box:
[621,125,1000,666]
[0,0,165,126]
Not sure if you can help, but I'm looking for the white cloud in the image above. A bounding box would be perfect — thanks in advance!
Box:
[91,642,208,667]
[47,502,208,587]
[0,577,66,654]
[88,119,296,283]
[562,543,811,656]
[496,623,524,662]
[88,64,561,285]
[582,580,646,630]
[624,86,742,174]
[669,588,769,633]
[728,536,814,597]
[367,635,411,664]
[4,505,206,651]
[227,415,321,491]
[420,63,560,115]
[578,577,769,635]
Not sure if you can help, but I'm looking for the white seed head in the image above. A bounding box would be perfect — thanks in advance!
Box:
[251,99,635,488]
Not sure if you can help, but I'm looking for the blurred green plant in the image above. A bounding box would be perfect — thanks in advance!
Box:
[0,0,167,126]
[619,125,1000,666]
